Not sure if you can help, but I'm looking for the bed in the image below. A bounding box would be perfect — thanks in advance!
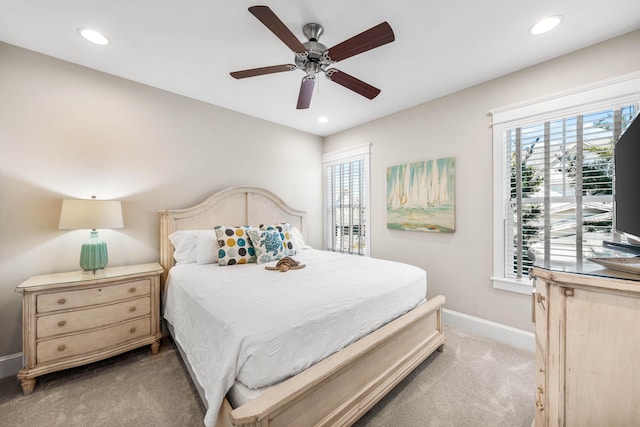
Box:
[159,186,446,427]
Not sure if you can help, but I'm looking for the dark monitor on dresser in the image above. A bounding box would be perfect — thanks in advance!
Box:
[614,111,640,247]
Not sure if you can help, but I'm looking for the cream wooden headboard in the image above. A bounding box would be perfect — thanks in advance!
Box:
[159,186,307,284]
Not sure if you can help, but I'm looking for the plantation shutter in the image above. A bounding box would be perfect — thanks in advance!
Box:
[323,145,370,256]
[505,104,636,279]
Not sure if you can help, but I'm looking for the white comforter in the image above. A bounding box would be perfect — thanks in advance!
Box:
[163,249,426,427]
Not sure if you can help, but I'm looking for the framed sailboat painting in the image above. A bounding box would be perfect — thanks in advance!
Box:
[386,157,455,232]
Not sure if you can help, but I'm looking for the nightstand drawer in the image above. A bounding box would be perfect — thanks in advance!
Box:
[37,297,151,338]
[36,317,151,364]
[36,279,150,313]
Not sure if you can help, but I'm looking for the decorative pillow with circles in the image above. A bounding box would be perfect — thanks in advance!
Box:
[247,229,286,264]
[259,223,296,256]
[214,225,257,266]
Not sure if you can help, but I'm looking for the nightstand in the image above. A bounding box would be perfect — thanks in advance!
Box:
[16,262,163,394]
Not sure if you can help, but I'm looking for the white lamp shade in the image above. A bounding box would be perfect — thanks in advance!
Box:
[58,199,124,230]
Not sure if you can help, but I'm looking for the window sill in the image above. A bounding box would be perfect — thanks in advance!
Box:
[491,276,533,295]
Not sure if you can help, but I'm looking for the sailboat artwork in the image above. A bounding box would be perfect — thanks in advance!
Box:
[387,157,455,232]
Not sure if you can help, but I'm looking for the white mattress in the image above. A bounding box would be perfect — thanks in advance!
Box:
[163,249,426,427]
[227,379,275,408]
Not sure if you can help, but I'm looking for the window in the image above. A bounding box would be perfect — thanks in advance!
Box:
[505,106,636,278]
[323,144,371,256]
[491,72,640,294]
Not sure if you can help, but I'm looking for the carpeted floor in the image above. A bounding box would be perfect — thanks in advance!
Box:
[0,325,534,426]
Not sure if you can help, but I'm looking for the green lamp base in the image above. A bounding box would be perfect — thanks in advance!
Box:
[80,230,109,271]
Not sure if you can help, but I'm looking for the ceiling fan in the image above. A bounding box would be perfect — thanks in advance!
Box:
[230,6,395,109]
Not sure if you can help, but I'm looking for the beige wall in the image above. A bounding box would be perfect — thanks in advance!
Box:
[2,29,639,361]
[0,42,323,356]
[324,30,640,332]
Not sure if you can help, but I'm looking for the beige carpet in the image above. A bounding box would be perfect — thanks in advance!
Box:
[0,325,534,426]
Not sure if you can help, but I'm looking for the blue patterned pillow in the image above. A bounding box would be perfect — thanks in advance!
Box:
[247,229,286,264]
[214,226,256,266]
[259,223,296,256]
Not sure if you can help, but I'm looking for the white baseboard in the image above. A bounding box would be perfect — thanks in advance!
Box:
[0,352,22,379]
[442,308,535,353]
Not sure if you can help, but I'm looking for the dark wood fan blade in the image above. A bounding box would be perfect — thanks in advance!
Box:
[326,22,395,62]
[326,69,381,99]
[230,64,296,79]
[296,77,315,109]
[249,6,307,54]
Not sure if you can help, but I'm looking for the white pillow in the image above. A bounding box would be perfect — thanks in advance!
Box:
[169,230,220,265]
[168,231,198,264]
[196,230,219,264]
[291,226,312,250]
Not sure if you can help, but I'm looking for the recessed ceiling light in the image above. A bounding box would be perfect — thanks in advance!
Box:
[78,28,110,45]
[318,116,329,123]
[530,15,562,35]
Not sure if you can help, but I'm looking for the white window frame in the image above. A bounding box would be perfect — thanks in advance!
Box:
[323,144,371,256]
[490,71,640,294]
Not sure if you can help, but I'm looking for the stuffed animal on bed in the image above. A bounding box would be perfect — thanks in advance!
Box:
[265,257,306,272]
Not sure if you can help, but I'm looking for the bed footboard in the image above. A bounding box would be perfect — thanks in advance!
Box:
[218,294,446,427]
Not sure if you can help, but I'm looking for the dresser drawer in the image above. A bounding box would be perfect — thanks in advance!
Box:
[535,346,546,422]
[534,281,547,354]
[36,317,151,364]
[36,279,150,313]
[36,297,151,339]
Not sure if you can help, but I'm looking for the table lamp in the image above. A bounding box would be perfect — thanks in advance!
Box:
[58,196,124,271]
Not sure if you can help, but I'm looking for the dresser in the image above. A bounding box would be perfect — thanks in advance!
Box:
[531,260,640,426]
[16,263,164,394]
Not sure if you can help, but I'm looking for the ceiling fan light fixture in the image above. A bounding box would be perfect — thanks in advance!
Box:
[78,28,110,45]
[529,15,562,35]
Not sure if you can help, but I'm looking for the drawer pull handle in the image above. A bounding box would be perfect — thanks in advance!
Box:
[129,327,136,333]
[537,293,546,303]
[58,298,66,305]
[58,320,66,327]
[536,386,545,412]
[57,345,66,352]
[129,306,137,312]
[129,288,136,293]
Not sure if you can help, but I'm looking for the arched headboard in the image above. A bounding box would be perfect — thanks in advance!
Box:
[159,186,307,283]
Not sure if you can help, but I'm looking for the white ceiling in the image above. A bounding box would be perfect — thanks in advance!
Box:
[1,1,640,137]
